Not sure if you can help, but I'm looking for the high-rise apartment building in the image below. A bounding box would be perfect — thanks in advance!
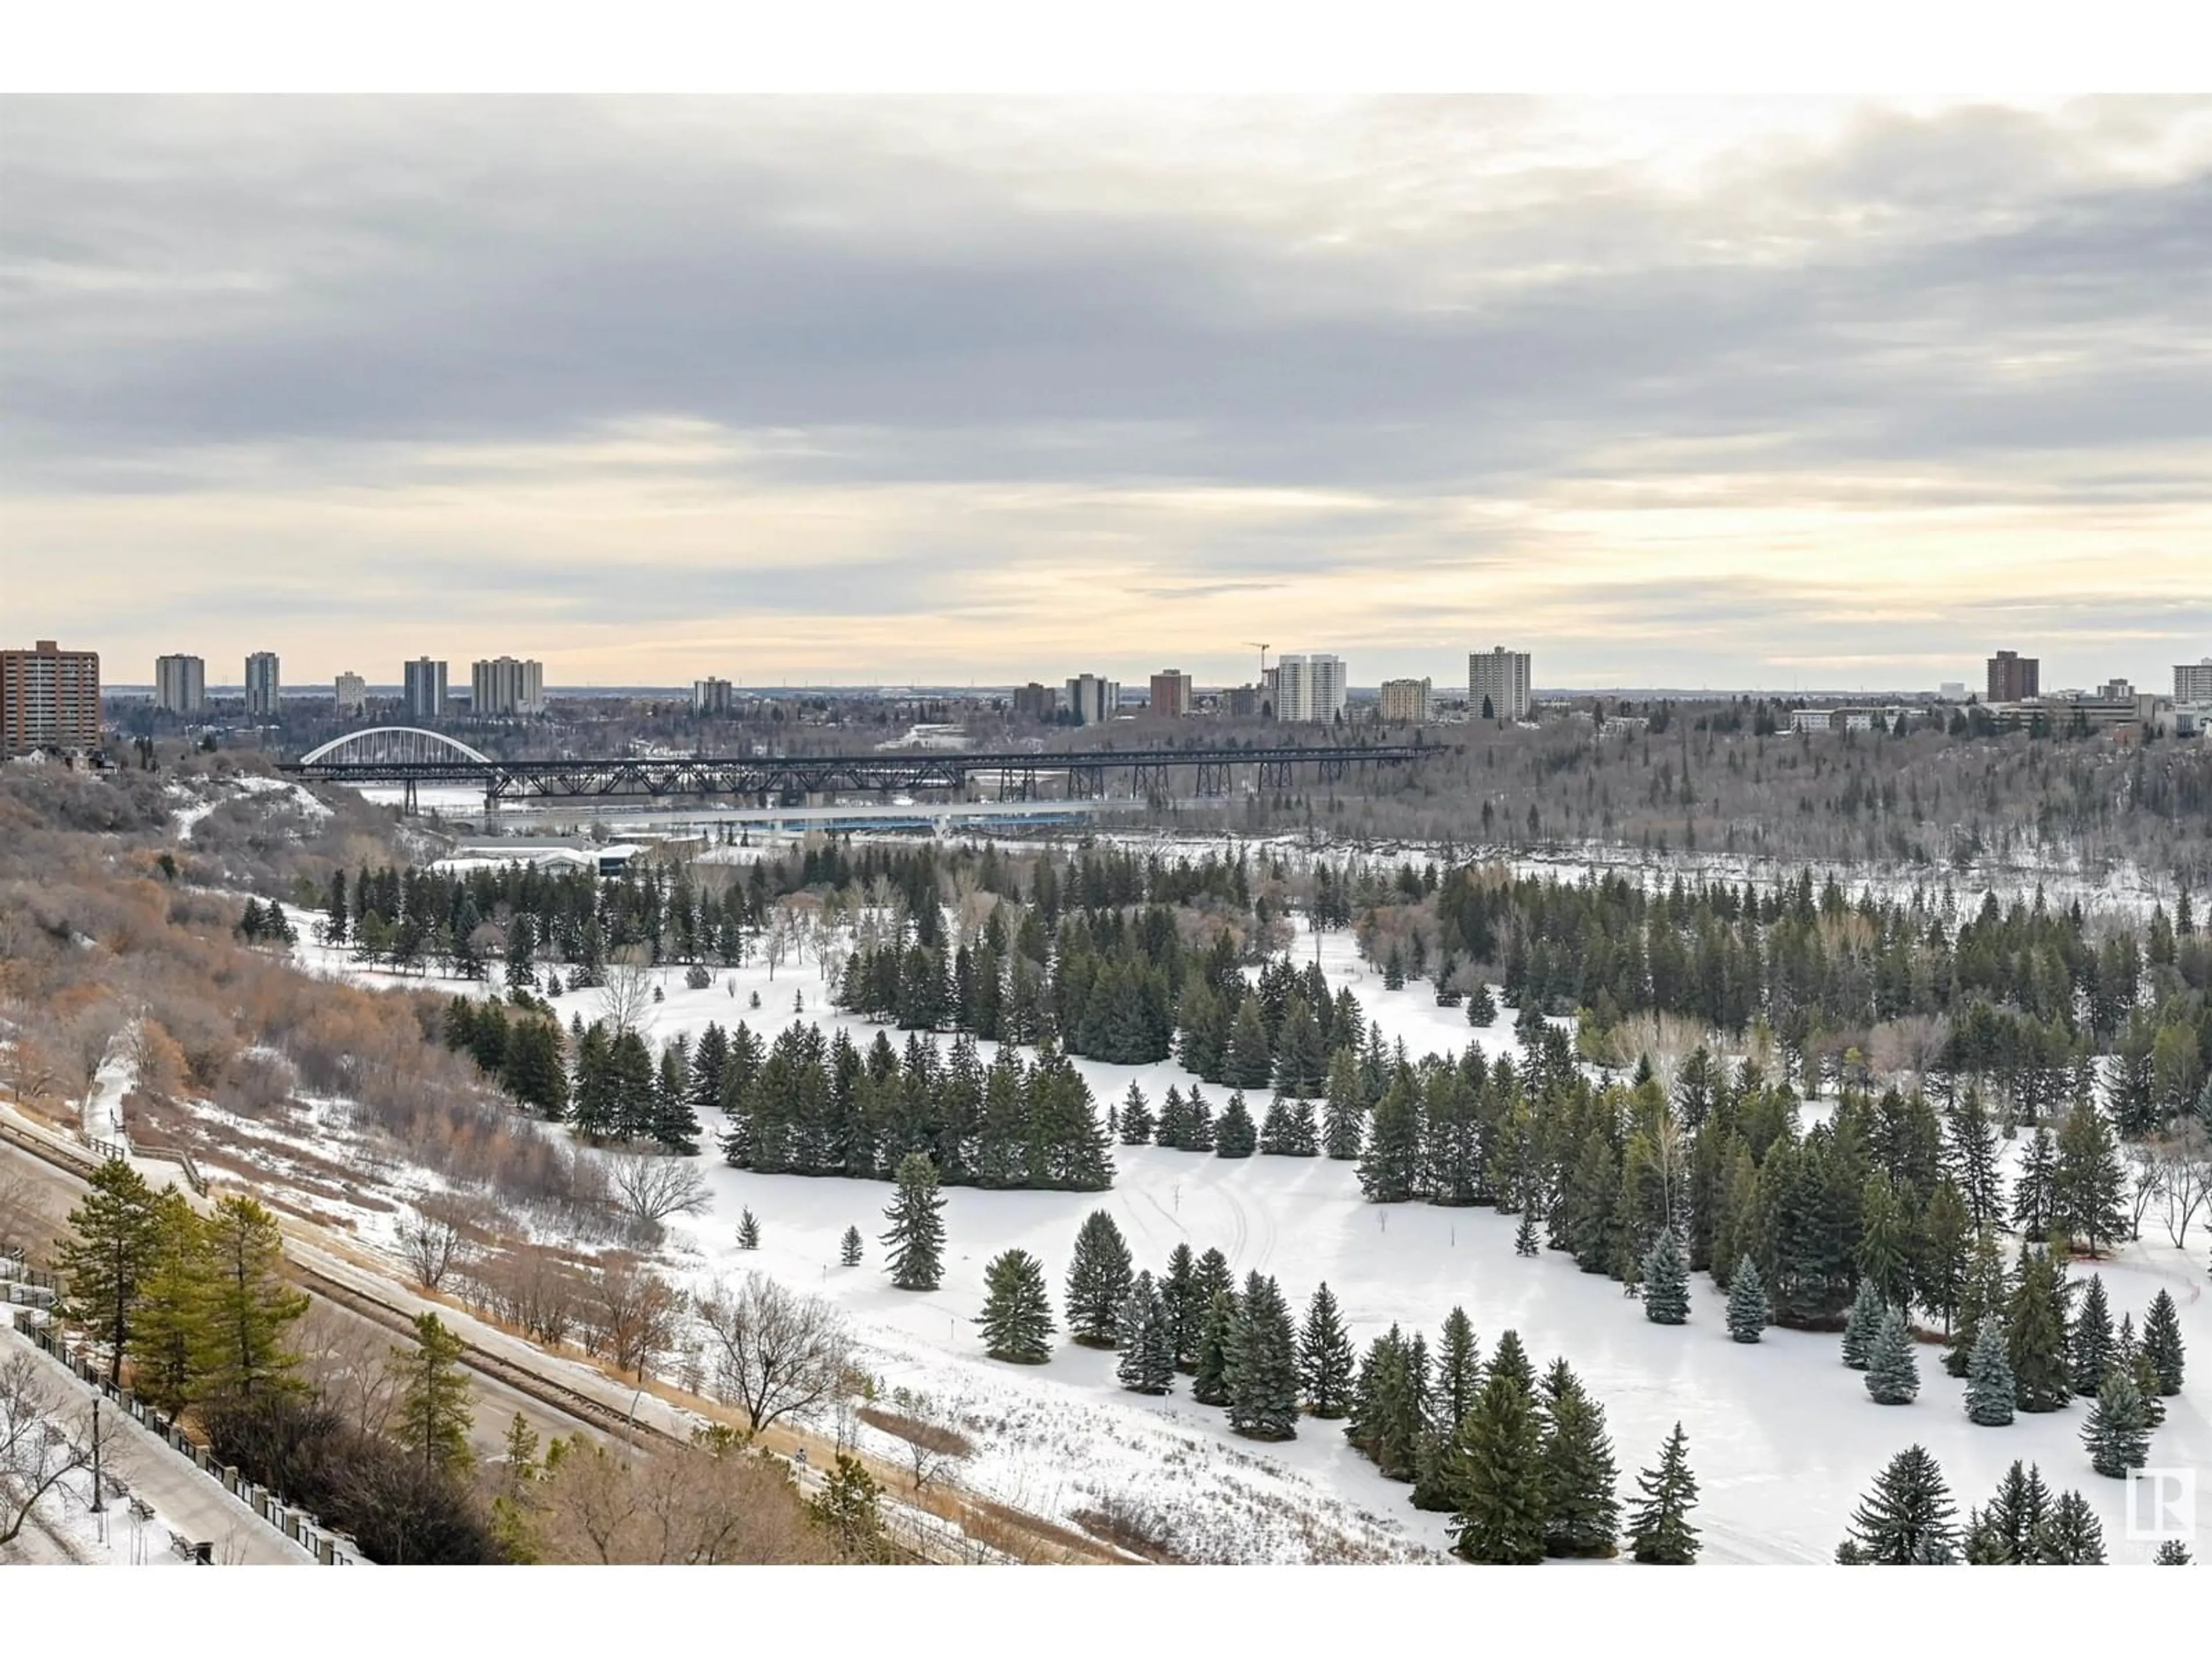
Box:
[1064,674,1120,726]
[2,640,101,755]
[1378,677,1433,724]
[334,672,368,715]
[1986,650,2039,704]
[1148,669,1193,718]
[244,651,282,717]
[1469,647,1532,721]
[1011,682,1056,722]
[694,676,734,715]
[471,657,545,717]
[1278,654,1347,724]
[154,653,206,715]
[2176,658,2212,703]
[403,657,449,721]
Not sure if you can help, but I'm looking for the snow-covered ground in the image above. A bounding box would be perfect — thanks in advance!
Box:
[271,884,2211,1565]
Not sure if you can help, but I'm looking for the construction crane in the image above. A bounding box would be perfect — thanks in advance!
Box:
[1247,642,1271,682]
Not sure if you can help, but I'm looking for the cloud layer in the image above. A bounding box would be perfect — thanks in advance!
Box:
[3,96,2208,688]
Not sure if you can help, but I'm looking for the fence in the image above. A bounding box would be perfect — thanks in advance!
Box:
[9,1316,362,1565]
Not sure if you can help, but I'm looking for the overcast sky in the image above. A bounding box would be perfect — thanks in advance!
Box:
[3,96,2209,691]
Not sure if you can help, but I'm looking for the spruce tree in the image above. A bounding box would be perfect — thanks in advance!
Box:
[1064,1210,1135,1346]
[1725,1255,1767,1343]
[2005,1248,2071,1412]
[1866,1308,1921,1405]
[839,1225,863,1267]
[1625,1422,1700,1564]
[1297,1282,1356,1418]
[390,1312,475,1476]
[1188,1089,1217,1153]
[2034,1489,2106,1563]
[1225,1273,1300,1440]
[1448,1349,1546,1563]
[881,1152,946,1290]
[2080,1369,2151,1478]
[1538,1359,1620,1558]
[2067,1274,2113,1398]
[1965,1319,2016,1426]
[1944,1226,2008,1377]
[1322,1047,1366,1160]
[1642,1226,1690,1325]
[1514,1206,1540,1258]
[1840,1279,1885,1369]
[1838,1445,1957,1564]
[2152,1540,2192,1565]
[736,1208,762,1250]
[55,1158,164,1388]
[2142,1288,2186,1395]
[1116,1272,1175,1395]
[975,1248,1054,1363]
[1192,1289,1238,1406]
[1162,1244,1201,1371]
[1972,1459,2050,1563]
[1118,1082,1154,1146]
[1214,1090,1258,1158]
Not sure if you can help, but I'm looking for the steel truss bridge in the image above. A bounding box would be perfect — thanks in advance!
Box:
[281,729,1435,812]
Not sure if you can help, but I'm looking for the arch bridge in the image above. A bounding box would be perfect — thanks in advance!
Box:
[293,728,491,810]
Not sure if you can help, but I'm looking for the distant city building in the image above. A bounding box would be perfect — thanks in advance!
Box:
[1011,682,1056,722]
[2176,658,2212,703]
[471,656,544,717]
[1228,684,1271,719]
[2097,678,2134,702]
[154,653,206,715]
[244,651,282,718]
[1793,706,1884,734]
[1938,681,1968,701]
[1063,674,1120,726]
[403,657,449,721]
[693,676,734,715]
[1277,653,1347,724]
[1378,677,1433,724]
[1986,649,2039,704]
[334,671,368,715]
[2,639,101,755]
[1469,646,1533,721]
[1148,669,1193,718]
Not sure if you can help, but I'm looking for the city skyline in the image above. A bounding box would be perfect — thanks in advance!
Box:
[5,96,2209,687]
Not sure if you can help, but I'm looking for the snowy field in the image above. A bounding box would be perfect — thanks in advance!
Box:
[287,906,2212,1565]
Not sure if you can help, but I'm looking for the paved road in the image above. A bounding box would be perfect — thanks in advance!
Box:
[5,1331,310,1566]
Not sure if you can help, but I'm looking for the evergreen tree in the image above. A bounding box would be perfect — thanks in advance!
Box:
[1296,1283,1357,1418]
[2005,1248,2072,1412]
[194,1196,308,1404]
[2052,1103,2127,1255]
[839,1225,863,1267]
[1866,1308,1921,1406]
[1642,1226,1690,1325]
[1214,1090,1258,1158]
[2112,1315,2165,1430]
[1841,1279,1886,1369]
[1161,1244,1202,1372]
[1225,993,1275,1090]
[2152,1540,2192,1565]
[975,1248,1055,1363]
[1321,1047,1366,1160]
[1118,1083,1155,1146]
[2009,1128,2058,1237]
[736,1208,762,1250]
[2142,1288,2186,1395]
[1192,1289,1238,1407]
[2080,1369,2151,1478]
[809,1453,889,1562]
[1964,1320,2016,1426]
[55,1158,164,1388]
[2067,1273,2113,1398]
[390,1312,475,1476]
[1257,1092,1319,1156]
[1448,1344,1547,1563]
[1116,1272,1175,1395]
[127,1190,208,1416]
[1225,1273,1300,1440]
[1064,1210,1135,1346]
[649,1055,702,1156]
[1967,1459,2050,1563]
[1625,1422,1700,1564]
[1514,1206,1540,1259]
[1944,1226,2008,1378]
[2034,1490,2106,1564]
[1838,1445,1957,1564]
[1187,1089,1217,1153]
[881,1152,946,1291]
[1538,1359,1621,1558]
[1725,1255,1767,1343]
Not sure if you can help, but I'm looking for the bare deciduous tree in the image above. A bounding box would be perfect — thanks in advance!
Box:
[599,945,657,1038]
[0,1166,55,1261]
[694,1272,852,1441]
[0,1351,114,1548]
[396,1206,466,1291]
[294,1300,406,1439]
[583,1255,684,1380]
[605,1152,710,1226]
